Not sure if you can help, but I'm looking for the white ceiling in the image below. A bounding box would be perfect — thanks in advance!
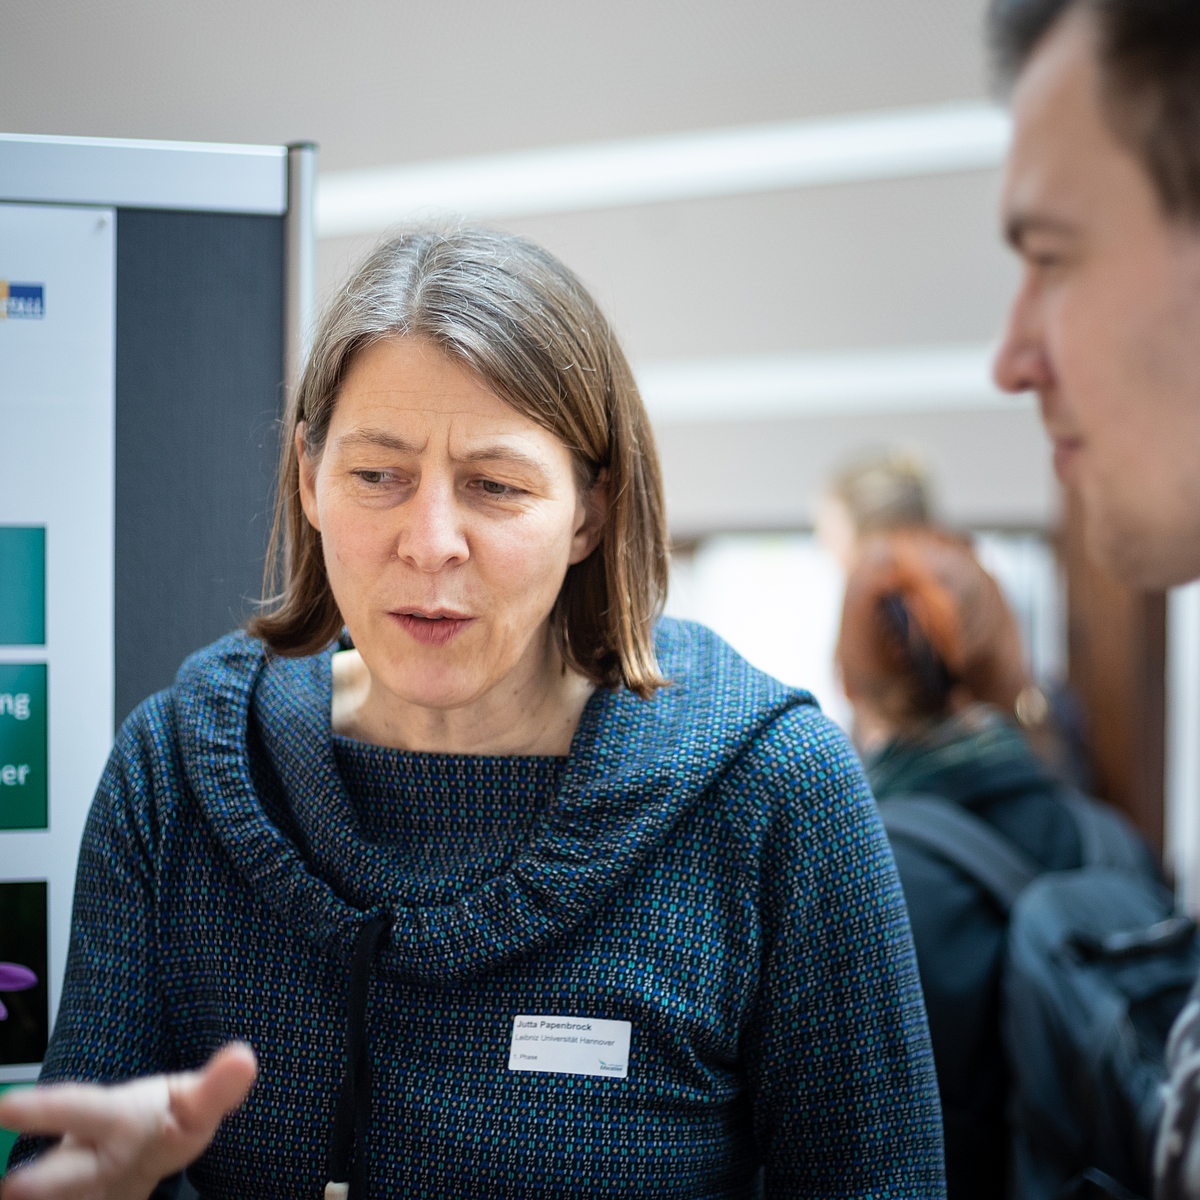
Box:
[6,0,992,167]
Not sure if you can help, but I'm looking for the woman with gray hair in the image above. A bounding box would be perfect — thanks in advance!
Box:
[1,228,943,1200]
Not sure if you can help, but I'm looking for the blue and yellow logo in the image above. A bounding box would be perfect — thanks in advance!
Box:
[0,282,44,319]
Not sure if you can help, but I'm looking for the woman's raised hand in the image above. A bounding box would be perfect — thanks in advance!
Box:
[0,1043,257,1200]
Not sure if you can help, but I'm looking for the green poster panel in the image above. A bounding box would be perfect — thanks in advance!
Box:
[0,665,47,831]
[0,529,45,647]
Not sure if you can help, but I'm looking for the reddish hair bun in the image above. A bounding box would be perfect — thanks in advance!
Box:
[836,528,1029,725]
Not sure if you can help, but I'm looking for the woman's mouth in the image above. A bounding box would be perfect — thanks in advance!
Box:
[390,608,476,647]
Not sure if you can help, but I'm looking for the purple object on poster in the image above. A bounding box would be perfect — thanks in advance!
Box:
[0,962,37,1020]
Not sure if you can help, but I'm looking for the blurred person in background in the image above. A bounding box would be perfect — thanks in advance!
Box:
[817,451,1081,778]
[986,0,1200,1194]
[818,450,937,754]
[836,527,1152,1200]
[816,449,933,573]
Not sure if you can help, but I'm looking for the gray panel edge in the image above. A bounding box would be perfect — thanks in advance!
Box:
[285,142,319,397]
[0,134,287,214]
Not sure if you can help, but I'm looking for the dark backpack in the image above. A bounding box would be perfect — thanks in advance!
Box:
[879,792,1199,1200]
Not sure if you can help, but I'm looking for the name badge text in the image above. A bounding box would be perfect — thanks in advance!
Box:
[507,1014,631,1080]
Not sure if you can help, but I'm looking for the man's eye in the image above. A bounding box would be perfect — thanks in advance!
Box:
[1023,244,1065,271]
[479,479,511,496]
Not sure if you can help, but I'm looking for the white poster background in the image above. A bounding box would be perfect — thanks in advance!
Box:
[0,203,115,1080]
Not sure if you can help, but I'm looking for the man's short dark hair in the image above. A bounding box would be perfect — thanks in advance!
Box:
[988,0,1200,221]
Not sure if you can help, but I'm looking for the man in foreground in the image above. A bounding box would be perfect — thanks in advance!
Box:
[989,0,1200,1193]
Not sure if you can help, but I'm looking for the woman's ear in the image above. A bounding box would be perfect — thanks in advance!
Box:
[569,469,609,565]
[296,422,321,532]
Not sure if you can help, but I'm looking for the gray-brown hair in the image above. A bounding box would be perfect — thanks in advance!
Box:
[830,450,932,538]
[250,226,669,697]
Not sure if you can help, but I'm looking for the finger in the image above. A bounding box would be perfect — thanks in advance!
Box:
[0,1085,32,1128]
[0,1141,106,1200]
[168,1043,257,1136]
[0,1080,159,1141]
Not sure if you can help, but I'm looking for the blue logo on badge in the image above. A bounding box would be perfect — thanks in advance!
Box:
[0,283,45,319]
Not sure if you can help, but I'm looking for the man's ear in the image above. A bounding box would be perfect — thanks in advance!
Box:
[296,422,321,532]
[569,469,609,565]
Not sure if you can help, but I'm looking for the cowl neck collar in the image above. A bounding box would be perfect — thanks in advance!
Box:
[172,619,812,984]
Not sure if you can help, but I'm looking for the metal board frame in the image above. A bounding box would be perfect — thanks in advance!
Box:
[0,132,286,215]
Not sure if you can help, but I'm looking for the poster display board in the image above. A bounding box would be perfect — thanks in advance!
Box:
[0,136,305,1109]
[0,203,115,1082]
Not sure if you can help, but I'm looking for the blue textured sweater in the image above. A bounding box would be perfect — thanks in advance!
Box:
[14,619,944,1198]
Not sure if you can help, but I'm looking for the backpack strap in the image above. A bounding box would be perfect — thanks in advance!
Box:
[879,794,1040,915]
[1057,788,1151,874]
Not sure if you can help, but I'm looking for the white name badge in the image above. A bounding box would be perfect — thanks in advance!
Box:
[508,1015,631,1080]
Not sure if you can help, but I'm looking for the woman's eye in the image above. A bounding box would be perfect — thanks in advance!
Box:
[355,470,391,485]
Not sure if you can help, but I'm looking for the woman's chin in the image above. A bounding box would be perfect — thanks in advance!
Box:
[381,665,497,715]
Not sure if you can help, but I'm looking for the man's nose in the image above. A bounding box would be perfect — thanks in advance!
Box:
[395,478,469,572]
[993,279,1051,396]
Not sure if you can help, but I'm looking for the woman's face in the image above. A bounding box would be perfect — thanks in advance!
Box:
[298,336,604,713]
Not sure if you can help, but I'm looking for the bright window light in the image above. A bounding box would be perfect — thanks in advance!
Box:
[665,531,1061,739]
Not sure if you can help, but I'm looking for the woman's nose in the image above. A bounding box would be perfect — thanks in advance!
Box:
[395,478,469,572]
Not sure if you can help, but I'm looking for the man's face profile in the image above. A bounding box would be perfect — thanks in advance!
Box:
[993,7,1200,589]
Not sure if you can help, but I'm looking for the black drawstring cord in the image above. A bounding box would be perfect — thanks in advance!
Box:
[326,912,391,1200]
